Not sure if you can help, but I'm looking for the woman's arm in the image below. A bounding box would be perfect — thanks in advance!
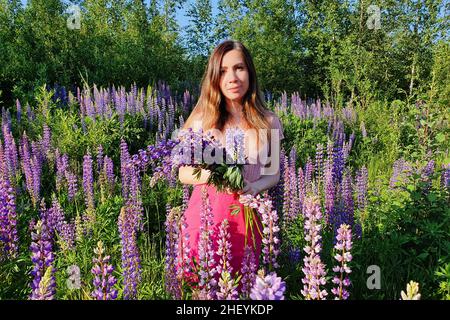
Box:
[239,171,280,197]
[178,165,211,185]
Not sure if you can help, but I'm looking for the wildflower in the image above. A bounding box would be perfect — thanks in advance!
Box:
[250,269,285,300]
[91,241,118,300]
[331,224,353,300]
[400,281,421,300]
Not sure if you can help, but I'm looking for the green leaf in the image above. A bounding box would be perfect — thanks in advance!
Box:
[435,133,445,143]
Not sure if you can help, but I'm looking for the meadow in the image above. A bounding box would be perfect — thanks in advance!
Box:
[0,82,448,300]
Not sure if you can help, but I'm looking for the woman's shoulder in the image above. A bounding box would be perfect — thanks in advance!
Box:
[263,110,282,128]
[183,109,204,131]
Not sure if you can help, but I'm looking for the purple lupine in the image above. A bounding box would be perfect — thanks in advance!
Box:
[3,126,19,183]
[91,241,118,300]
[0,175,18,260]
[55,150,69,191]
[324,153,335,225]
[356,166,368,211]
[118,206,142,300]
[197,185,217,299]
[29,220,56,300]
[301,196,328,300]
[333,142,344,186]
[120,139,131,199]
[16,99,21,123]
[45,197,65,236]
[441,164,450,190]
[332,224,353,300]
[126,164,144,232]
[260,196,280,272]
[102,155,115,196]
[390,158,412,188]
[83,152,95,211]
[20,133,40,206]
[175,204,192,299]
[66,172,78,201]
[315,143,324,190]
[297,166,305,216]
[216,220,238,300]
[282,154,291,220]
[97,145,104,173]
[420,160,435,191]
[165,205,181,299]
[26,103,34,122]
[304,158,314,196]
[240,245,257,299]
[250,269,286,300]
[59,220,75,250]
[340,168,354,227]
[288,149,299,221]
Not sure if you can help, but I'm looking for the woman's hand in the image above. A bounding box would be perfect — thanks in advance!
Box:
[237,179,261,197]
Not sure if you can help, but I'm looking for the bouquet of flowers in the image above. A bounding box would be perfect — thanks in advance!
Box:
[171,127,246,193]
[171,127,262,247]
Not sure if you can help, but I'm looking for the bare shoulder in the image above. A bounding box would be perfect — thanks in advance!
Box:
[263,110,281,127]
[183,110,204,131]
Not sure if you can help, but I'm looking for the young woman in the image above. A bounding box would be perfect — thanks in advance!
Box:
[178,40,284,285]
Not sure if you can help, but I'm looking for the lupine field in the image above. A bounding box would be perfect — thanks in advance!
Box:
[0,82,448,300]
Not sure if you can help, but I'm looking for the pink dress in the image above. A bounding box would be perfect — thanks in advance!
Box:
[181,112,285,282]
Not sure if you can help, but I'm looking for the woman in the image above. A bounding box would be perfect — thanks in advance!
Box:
[178,40,284,287]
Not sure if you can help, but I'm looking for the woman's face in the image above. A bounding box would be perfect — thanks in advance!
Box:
[219,49,250,105]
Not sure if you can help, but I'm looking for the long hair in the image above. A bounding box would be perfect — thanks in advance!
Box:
[184,40,273,146]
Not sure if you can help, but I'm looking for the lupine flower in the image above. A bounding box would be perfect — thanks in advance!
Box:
[197,186,217,300]
[333,143,344,186]
[97,145,104,173]
[165,205,181,299]
[216,271,239,300]
[331,224,353,300]
[356,166,368,211]
[215,219,239,300]
[118,206,142,300]
[301,196,328,300]
[20,133,41,206]
[389,158,412,188]
[240,194,280,271]
[304,158,314,195]
[400,281,421,300]
[315,143,324,189]
[55,150,69,191]
[289,149,299,221]
[240,245,257,299]
[340,168,354,228]
[420,160,435,192]
[282,154,291,220]
[82,152,95,211]
[260,197,280,271]
[324,153,335,225]
[66,172,78,201]
[250,269,285,300]
[441,164,450,190]
[29,220,55,300]
[0,175,18,259]
[120,139,131,199]
[16,99,21,123]
[91,241,118,300]
[175,207,192,299]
